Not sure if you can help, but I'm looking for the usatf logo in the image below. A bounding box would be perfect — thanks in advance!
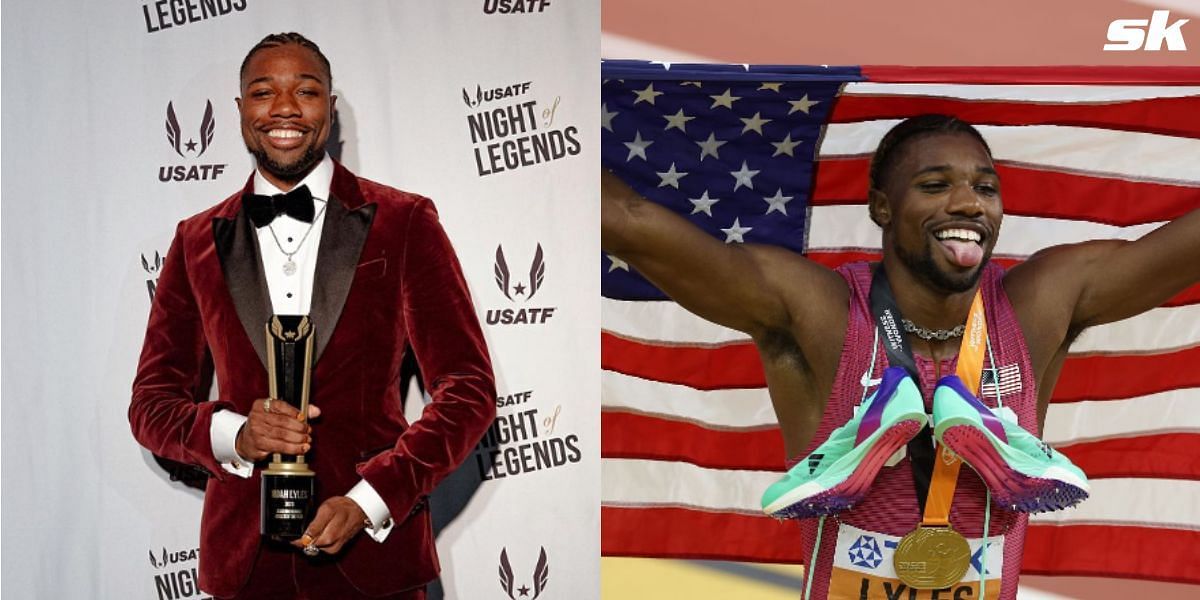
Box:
[159,100,228,183]
[483,0,550,14]
[462,81,533,109]
[1104,10,1189,51]
[143,251,165,302]
[465,79,582,176]
[498,547,549,599]
[486,244,556,325]
[147,546,209,600]
[494,243,545,301]
[143,0,249,34]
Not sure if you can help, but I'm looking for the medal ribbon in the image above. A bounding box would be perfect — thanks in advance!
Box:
[868,265,988,523]
[922,291,987,526]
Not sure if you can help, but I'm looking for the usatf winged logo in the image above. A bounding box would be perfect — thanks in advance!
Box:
[463,84,483,108]
[165,100,216,157]
[494,244,545,301]
[499,547,548,599]
[142,251,164,303]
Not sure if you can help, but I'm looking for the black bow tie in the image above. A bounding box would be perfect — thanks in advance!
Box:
[245,185,316,228]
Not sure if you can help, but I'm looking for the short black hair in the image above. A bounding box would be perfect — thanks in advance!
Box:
[240,32,332,87]
[868,114,992,193]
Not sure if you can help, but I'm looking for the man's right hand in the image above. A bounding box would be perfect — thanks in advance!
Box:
[235,399,321,461]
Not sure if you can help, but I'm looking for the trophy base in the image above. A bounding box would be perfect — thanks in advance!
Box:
[261,470,315,542]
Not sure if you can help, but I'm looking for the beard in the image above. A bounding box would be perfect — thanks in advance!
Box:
[896,237,989,293]
[246,141,324,183]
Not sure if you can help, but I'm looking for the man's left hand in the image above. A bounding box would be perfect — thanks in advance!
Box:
[293,496,368,555]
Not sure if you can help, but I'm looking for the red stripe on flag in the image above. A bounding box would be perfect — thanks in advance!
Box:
[830,94,1200,139]
[604,331,1200,397]
[602,411,1200,479]
[601,331,765,389]
[1059,433,1200,480]
[811,158,1200,226]
[860,66,1200,86]
[601,411,785,471]
[601,505,805,563]
[1023,524,1200,584]
[1055,346,1200,401]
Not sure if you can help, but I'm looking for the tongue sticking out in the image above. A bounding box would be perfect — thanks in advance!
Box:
[940,239,984,268]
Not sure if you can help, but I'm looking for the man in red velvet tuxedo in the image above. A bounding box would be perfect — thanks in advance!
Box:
[130,33,495,599]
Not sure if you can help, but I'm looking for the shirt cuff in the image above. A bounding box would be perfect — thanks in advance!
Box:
[211,410,253,478]
[346,479,394,543]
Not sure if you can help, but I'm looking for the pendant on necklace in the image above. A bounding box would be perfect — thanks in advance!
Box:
[283,259,297,276]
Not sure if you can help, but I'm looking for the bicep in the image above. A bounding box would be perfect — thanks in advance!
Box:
[601,171,839,335]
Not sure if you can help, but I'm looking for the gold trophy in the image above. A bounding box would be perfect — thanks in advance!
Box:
[261,315,316,542]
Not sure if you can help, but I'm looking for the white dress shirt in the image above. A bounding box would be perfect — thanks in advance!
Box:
[209,154,394,542]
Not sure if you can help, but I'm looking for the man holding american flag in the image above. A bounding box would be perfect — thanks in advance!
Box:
[602,99,1199,598]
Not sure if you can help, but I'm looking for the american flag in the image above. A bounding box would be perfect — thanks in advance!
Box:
[600,61,1200,583]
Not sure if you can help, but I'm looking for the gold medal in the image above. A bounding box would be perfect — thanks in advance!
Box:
[893,525,971,589]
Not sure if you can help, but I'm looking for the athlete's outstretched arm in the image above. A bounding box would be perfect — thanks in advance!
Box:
[602,169,846,337]
[1069,208,1200,327]
[1009,208,1200,341]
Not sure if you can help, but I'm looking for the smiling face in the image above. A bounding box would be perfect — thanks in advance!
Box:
[871,131,1003,293]
[236,43,335,190]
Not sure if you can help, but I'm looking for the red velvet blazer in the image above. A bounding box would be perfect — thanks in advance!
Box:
[129,161,496,597]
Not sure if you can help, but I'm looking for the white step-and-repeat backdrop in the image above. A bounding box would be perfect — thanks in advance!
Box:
[2,1,598,598]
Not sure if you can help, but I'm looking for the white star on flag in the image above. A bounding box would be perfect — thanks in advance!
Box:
[634,83,665,105]
[758,82,783,92]
[721,218,752,243]
[663,109,695,133]
[607,254,630,272]
[763,189,794,215]
[771,133,802,157]
[740,112,772,135]
[730,161,760,191]
[788,94,820,115]
[656,163,688,189]
[709,88,741,109]
[602,103,618,132]
[624,131,654,161]
[696,133,727,161]
[689,191,720,216]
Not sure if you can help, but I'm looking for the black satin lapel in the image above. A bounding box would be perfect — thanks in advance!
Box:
[213,212,271,368]
[310,195,375,363]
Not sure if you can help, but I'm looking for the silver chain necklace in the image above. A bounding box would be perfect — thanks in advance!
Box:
[900,318,965,341]
[266,202,327,276]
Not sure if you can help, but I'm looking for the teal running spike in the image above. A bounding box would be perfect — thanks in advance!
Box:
[933,374,1090,513]
[762,367,925,519]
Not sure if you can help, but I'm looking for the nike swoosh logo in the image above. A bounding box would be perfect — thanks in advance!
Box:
[861,370,882,388]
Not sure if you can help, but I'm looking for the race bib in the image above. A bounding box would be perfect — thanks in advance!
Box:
[827,522,1004,600]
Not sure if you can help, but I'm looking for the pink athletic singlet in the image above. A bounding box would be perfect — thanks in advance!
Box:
[791,262,1037,600]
